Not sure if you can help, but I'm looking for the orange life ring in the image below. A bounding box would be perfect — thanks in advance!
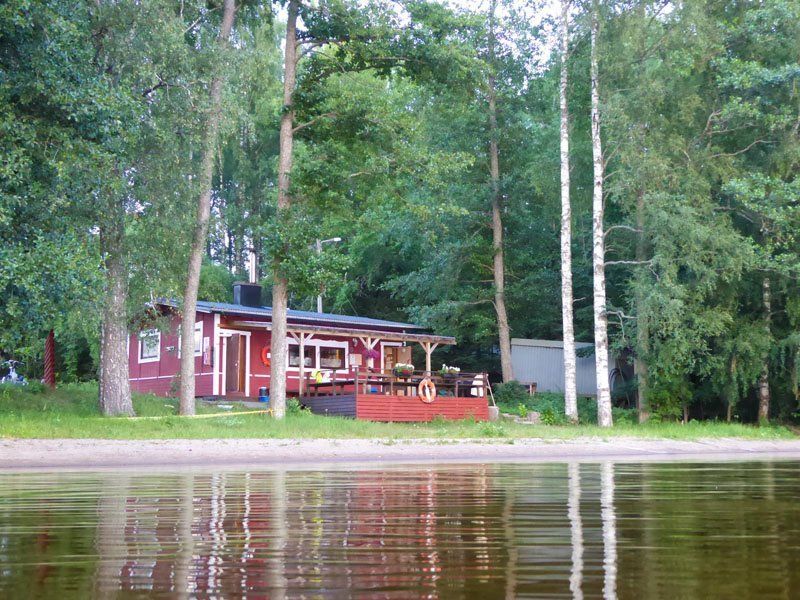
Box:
[418,378,436,403]
[261,346,270,367]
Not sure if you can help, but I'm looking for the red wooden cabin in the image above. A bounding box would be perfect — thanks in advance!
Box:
[127,283,489,422]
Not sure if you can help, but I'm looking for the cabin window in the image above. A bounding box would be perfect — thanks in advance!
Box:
[319,346,345,369]
[178,321,203,357]
[193,321,203,355]
[288,344,316,368]
[138,329,161,363]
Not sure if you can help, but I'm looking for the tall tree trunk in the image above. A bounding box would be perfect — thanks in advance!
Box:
[727,355,737,423]
[43,329,55,389]
[591,1,612,427]
[269,1,299,420]
[179,0,236,415]
[559,0,578,422]
[634,188,650,423]
[488,0,513,383]
[792,347,799,411]
[98,221,133,416]
[758,276,771,423]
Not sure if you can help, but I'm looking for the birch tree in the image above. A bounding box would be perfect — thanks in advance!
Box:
[590,0,612,427]
[559,0,578,422]
[179,0,237,416]
[757,277,771,423]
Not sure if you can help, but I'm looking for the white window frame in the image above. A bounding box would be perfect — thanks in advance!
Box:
[287,342,318,370]
[178,321,203,358]
[138,329,161,364]
[286,338,350,374]
[319,344,348,371]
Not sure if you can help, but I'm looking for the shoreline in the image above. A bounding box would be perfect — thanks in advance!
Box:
[2,437,800,471]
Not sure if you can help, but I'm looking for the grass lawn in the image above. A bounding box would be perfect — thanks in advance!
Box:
[0,383,795,441]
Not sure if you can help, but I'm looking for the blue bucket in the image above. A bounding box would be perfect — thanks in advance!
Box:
[258,387,269,404]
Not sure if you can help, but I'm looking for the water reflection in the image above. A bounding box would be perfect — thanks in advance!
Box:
[601,463,616,600]
[0,461,799,598]
[568,462,584,600]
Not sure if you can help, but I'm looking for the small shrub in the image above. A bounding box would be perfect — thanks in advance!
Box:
[493,381,529,406]
[478,421,507,438]
[287,398,304,415]
[517,403,528,419]
[540,407,563,425]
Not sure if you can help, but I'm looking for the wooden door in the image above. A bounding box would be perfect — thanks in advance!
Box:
[383,346,397,371]
[225,334,245,394]
[396,346,412,365]
[384,345,411,371]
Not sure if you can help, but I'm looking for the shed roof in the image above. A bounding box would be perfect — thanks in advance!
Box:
[511,338,593,349]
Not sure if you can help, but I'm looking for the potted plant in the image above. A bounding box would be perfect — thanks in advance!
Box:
[438,364,461,378]
[362,347,380,371]
[393,363,415,377]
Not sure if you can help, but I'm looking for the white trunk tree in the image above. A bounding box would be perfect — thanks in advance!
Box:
[591,0,612,427]
[269,0,300,419]
[179,0,236,415]
[758,276,771,423]
[559,0,578,422]
[634,188,650,422]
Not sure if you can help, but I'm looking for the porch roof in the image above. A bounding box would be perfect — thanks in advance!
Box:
[227,320,456,346]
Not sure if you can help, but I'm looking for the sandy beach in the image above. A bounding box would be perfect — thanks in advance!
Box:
[2,437,800,470]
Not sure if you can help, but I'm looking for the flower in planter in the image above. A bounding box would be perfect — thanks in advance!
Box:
[363,348,380,360]
[393,363,415,377]
[439,364,461,377]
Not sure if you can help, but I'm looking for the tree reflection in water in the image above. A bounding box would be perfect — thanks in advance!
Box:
[0,462,798,598]
[568,462,584,600]
[601,462,617,600]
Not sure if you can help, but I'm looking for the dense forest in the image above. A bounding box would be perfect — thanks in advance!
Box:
[2,0,799,423]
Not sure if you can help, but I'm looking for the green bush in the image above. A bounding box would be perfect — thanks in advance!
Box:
[287,397,305,415]
[478,421,507,437]
[540,407,562,425]
[493,381,529,406]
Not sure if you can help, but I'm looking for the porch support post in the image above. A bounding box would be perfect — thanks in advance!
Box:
[298,333,305,398]
[419,341,439,374]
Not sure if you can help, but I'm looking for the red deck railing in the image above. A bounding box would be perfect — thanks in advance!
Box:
[303,368,488,400]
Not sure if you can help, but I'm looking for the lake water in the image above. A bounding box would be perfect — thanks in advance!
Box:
[0,461,798,598]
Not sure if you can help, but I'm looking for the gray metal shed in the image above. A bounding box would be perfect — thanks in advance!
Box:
[511,338,602,396]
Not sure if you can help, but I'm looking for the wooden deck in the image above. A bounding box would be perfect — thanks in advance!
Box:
[301,394,357,418]
[300,369,490,422]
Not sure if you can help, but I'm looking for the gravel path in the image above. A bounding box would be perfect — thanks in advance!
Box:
[2,437,800,471]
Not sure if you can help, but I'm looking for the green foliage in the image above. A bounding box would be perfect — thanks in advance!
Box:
[198,262,236,303]
[2,0,800,424]
[493,381,529,406]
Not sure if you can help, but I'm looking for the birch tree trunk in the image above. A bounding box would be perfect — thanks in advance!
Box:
[269,0,299,420]
[633,188,650,422]
[559,0,578,422]
[179,0,236,415]
[488,0,513,383]
[757,276,771,423]
[98,220,133,416]
[591,1,612,427]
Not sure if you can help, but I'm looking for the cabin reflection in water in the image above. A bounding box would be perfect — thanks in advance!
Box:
[1,462,799,598]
